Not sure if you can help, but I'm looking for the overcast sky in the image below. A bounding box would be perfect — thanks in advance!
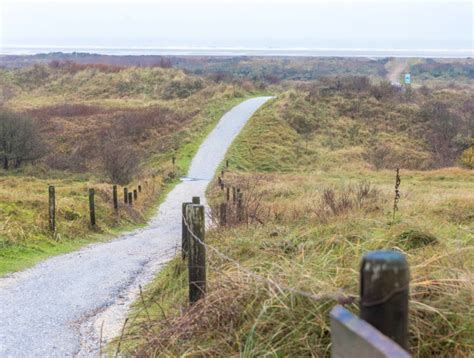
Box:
[1,0,472,50]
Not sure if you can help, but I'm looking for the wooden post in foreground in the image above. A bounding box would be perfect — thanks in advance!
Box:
[48,185,55,232]
[124,188,128,204]
[360,251,410,350]
[226,187,230,202]
[133,189,138,200]
[89,188,96,226]
[138,185,142,193]
[182,202,192,260]
[219,202,227,226]
[186,204,206,304]
[192,196,200,204]
[113,185,118,210]
[128,192,133,206]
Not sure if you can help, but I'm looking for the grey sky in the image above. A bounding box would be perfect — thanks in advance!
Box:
[1,0,472,49]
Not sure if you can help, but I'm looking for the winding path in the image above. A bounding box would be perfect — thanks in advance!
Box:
[0,96,272,357]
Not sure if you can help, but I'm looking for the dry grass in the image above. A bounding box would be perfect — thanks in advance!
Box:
[119,167,473,357]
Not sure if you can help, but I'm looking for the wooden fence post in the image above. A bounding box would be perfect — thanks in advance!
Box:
[220,202,227,226]
[360,251,410,350]
[192,196,200,204]
[133,189,138,200]
[138,185,142,193]
[124,188,128,204]
[226,187,230,202]
[237,192,244,222]
[182,202,192,260]
[172,156,176,165]
[89,188,96,226]
[232,187,236,203]
[48,185,55,232]
[128,192,133,206]
[186,204,206,304]
[226,159,229,168]
[113,185,118,210]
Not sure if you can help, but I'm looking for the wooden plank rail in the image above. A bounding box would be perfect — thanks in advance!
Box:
[330,305,410,358]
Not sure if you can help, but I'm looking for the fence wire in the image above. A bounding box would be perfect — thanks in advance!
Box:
[182,212,356,305]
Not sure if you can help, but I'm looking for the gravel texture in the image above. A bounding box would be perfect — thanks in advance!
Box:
[0,97,272,357]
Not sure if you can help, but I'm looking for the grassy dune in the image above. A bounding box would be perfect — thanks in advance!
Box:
[0,64,263,275]
[120,90,473,356]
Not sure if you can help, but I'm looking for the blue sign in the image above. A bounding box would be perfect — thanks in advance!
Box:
[404,73,411,85]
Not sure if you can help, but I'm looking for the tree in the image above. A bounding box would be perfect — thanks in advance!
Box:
[0,110,44,169]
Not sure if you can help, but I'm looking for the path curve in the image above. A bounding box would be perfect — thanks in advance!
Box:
[0,96,272,358]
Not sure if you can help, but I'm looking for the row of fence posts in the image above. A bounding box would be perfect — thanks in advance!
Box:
[215,160,246,227]
[47,154,176,231]
[181,160,411,355]
[48,183,143,231]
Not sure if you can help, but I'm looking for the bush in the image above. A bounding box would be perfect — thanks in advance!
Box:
[0,110,44,169]
[102,140,139,184]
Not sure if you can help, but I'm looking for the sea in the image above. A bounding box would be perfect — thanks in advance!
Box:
[1,45,472,58]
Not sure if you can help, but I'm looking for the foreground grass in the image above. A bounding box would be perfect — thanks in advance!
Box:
[117,167,473,357]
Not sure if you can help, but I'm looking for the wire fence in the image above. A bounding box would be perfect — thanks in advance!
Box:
[182,212,356,305]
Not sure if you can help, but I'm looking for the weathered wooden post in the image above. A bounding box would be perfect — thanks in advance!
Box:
[182,202,192,260]
[232,187,236,203]
[360,251,410,350]
[186,204,206,304]
[226,187,230,202]
[192,196,200,204]
[124,188,128,204]
[219,202,227,226]
[226,159,229,168]
[128,192,133,206]
[133,189,138,200]
[112,185,118,210]
[237,192,244,222]
[48,185,55,232]
[138,185,142,193]
[89,188,96,226]
[172,156,176,165]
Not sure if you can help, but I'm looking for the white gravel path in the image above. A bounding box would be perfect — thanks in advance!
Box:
[0,96,272,358]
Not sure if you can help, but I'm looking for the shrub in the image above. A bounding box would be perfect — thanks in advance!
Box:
[162,78,204,99]
[0,110,45,169]
[102,140,139,185]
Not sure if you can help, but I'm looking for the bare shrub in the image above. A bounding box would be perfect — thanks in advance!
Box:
[318,182,382,218]
[102,140,139,184]
[0,110,45,169]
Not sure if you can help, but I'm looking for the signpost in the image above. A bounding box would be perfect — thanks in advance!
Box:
[404,73,411,85]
